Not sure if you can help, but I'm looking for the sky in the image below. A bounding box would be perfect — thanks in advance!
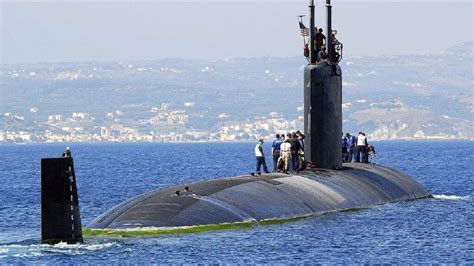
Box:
[0,0,472,64]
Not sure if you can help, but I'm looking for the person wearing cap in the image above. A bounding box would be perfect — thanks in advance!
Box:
[255,139,270,175]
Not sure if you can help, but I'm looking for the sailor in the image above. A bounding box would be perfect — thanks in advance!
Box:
[346,132,356,162]
[285,133,295,171]
[304,43,310,60]
[296,131,305,170]
[296,130,305,150]
[255,139,270,175]
[271,134,283,172]
[331,31,342,63]
[366,144,376,163]
[291,132,301,173]
[341,133,348,162]
[315,28,326,60]
[355,132,368,163]
[62,147,71,158]
[280,138,292,174]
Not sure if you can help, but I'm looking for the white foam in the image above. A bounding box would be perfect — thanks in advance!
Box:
[52,241,118,251]
[0,242,118,258]
[83,242,117,251]
[433,194,471,200]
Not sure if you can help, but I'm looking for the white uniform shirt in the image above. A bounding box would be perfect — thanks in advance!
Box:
[280,142,291,154]
[255,143,264,157]
[357,134,367,146]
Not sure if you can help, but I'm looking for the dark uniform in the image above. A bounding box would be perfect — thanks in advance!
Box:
[272,136,283,172]
[315,29,326,58]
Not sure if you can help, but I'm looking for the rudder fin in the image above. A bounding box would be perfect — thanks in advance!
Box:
[41,153,83,244]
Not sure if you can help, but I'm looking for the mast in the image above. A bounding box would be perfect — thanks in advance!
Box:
[326,0,333,61]
[309,0,316,64]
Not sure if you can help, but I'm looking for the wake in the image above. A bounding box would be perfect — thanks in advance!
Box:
[433,194,471,200]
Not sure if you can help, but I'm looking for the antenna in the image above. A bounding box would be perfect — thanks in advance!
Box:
[309,0,316,64]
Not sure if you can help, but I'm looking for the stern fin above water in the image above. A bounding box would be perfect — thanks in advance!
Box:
[41,155,83,244]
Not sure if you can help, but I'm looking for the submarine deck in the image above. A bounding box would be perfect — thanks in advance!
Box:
[88,163,431,230]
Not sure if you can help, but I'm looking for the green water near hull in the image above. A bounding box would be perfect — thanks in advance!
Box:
[83,215,313,237]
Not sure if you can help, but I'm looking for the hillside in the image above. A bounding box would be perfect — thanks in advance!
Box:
[0,42,472,142]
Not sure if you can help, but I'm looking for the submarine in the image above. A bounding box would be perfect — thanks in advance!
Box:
[40,0,431,244]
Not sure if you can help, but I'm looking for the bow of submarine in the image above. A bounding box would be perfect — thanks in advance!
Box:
[87,163,431,230]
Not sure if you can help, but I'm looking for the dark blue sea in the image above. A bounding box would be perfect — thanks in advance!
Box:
[0,141,472,263]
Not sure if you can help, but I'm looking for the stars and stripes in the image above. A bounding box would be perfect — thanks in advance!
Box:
[299,21,309,37]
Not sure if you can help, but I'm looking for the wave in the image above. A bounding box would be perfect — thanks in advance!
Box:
[433,194,471,200]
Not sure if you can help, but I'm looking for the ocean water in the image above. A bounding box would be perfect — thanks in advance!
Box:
[0,141,472,263]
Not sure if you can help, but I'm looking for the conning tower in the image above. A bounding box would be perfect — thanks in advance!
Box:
[304,0,342,169]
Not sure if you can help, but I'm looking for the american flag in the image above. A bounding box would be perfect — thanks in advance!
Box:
[299,21,309,37]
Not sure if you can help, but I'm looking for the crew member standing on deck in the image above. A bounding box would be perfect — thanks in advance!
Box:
[296,131,305,150]
[291,132,301,173]
[286,133,296,171]
[296,131,305,170]
[280,138,292,174]
[341,133,348,162]
[346,132,356,162]
[255,139,270,175]
[355,132,368,163]
[271,134,283,172]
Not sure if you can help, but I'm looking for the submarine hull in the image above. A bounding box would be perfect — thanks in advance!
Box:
[88,163,430,230]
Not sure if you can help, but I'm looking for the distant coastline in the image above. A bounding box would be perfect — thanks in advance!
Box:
[1,138,472,146]
[1,42,472,144]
